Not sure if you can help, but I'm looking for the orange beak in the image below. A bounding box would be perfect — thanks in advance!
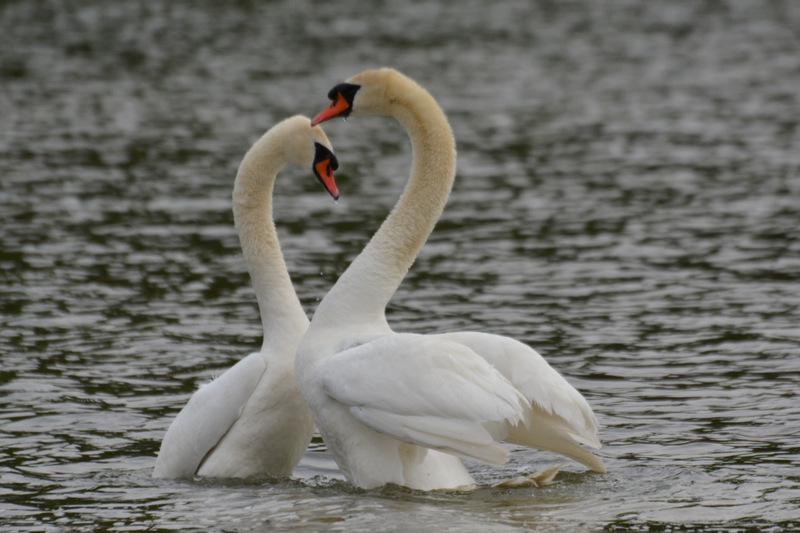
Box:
[311,92,351,126]
[314,158,339,200]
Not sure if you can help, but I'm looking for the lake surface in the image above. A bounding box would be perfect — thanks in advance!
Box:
[1,0,799,531]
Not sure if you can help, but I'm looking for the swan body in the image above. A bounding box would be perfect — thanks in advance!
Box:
[297,69,605,490]
[153,115,339,479]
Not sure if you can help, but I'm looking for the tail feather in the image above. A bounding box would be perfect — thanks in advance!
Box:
[506,410,606,473]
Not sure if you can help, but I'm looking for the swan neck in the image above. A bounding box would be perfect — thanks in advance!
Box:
[232,131,308,349]
[315,78,456,332]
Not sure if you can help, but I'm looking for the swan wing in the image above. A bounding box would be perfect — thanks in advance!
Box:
[319,333,527,465]
[433,331,606,472]
[153,352,266,478]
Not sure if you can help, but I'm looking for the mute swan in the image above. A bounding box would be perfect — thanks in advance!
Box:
[153,115,339,479]
[296,69,605,491]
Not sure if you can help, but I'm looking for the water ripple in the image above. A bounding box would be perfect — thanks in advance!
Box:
[2,0,799,530]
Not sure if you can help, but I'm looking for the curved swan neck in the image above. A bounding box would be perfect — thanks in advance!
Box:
[232,127,308,350]
[316,71,456,331]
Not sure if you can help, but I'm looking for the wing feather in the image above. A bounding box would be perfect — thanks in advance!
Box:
[153,352,265,478]
[433,331,606,472]
[319,333,526,464]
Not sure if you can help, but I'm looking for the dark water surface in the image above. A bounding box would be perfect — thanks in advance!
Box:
[2,1,799,531]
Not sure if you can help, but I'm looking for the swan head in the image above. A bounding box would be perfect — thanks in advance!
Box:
[282,115,340,200]
[312,69,404,125]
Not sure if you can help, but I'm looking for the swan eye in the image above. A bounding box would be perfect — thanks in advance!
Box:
[313,142,336,166]
[326,83,359,102]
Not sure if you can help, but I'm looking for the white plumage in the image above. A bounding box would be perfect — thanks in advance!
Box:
[297,69,606,490]
[153,116,338,479]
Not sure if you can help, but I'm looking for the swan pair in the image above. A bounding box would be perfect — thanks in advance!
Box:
[154,69,605,491]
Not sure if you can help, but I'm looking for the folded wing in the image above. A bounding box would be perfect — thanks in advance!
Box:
[153,352,265,478]
[319,333,528,465]
[433,331,606,472]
